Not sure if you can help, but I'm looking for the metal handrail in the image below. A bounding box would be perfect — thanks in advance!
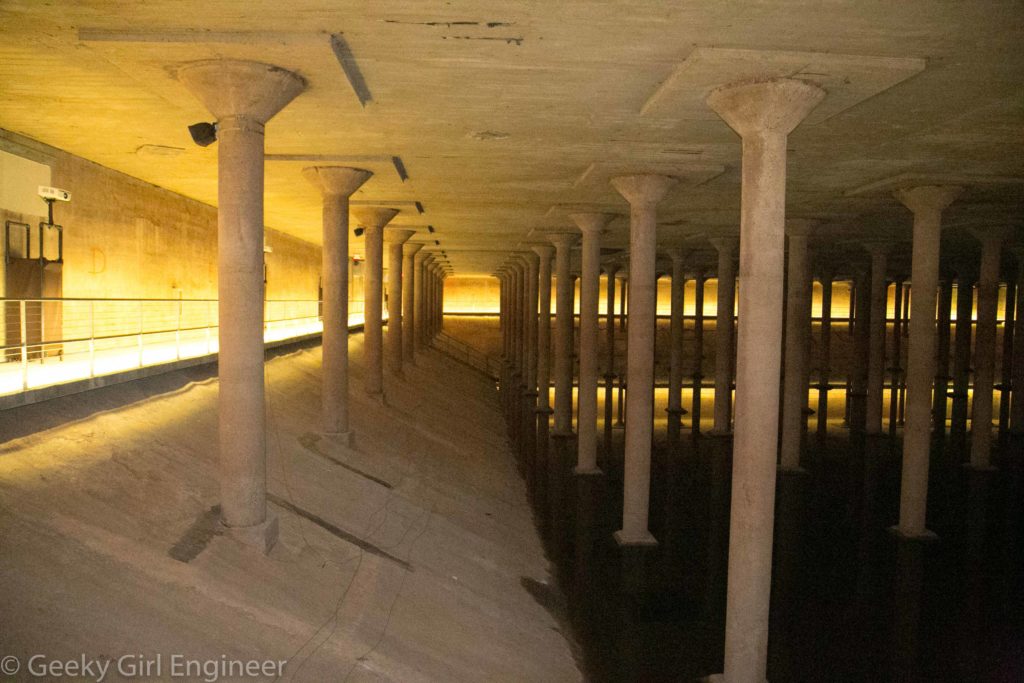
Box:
[0,297,371,397]
[432,332,500,380]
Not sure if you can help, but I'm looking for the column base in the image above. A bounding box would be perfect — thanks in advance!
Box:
[887,525,939,542]
[613,529,658,547]
[220,513,279,554]
[777,463,808,476]
[324,430,354,449]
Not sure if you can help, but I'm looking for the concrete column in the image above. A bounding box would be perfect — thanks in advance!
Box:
[934,275,954,435]
[951,270,976,445]
[603,262,620,452]
[888,278,905,435]
[413,251,429,352]
[178,59,305,552]
[706,77,825,683]
[355,208,400,399]
[524,252,540,393]
[549,233,579,435]
[402,242,424,364]
[779,221,814,469]
[610,174,678,545]
[893,185,963,538]
[818,270,834,439]
[533,246,555,409]
[570,213,613,472]
[692,269,706,436]
[969,229,1007,469]
[302,166,373,443]
[616,271,629,426]
[385,231,413,378]
[865,243,890,435]
[849,266,872,434]
[710,237,738,434]
[666,248,687,441]
[516,259,527,378]
[1013,253,1024,434]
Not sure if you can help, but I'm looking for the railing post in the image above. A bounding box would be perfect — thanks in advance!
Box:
[206,300,213,354]
[137,299,144,368]
[176,297,182,360]
[88,300,96,378]
[20,300,28,390]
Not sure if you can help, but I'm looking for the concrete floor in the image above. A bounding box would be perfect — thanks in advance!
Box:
[0,336,581,682]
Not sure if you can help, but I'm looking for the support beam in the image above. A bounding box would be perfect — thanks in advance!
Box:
[178,59,306,552]
[969,229,1007,469]
[570,213,614,472]
[779,220,814,469]
[865,243,890,435]
[355,207,400,399]
[303,166,373,444]
[549,233,579,436]
[710,237,738,434]
[706,76,825,683]
[611,174,677,546]
[402,242,424,364]
[893,184,963,538]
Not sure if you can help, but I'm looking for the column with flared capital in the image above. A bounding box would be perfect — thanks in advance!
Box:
[523,252,540,392]
[865,243,890,435]
[970,228,1008,469]
[403,242,424,364]
[706,77,825,683]
[611,174,678,545]
[385,229,415,376]
[603,262,621,452]
[355,208,400,399]
[413,250,429,353]
[533,245,556,411]
[303,166,373,443]
[893,185,963,537]
[178,59,305,552]
[1013,252,1024,434]
[691,268,706,436]
[548,233,579,435]
[666,248,687,442]
[709,237,738,434]
[571,213,614,472]
[817,268,835,439]
[779,220,815,469]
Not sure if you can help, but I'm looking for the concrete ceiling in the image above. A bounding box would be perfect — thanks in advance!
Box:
[1,1,1022,274]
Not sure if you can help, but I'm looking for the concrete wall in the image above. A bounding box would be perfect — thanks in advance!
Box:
[0,129,337,342]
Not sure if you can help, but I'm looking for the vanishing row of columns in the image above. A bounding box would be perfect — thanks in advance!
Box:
[496,77,1024,682]
[177,59,449,555]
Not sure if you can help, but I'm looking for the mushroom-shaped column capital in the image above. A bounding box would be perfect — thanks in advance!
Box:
[302,166,373,198]
[862,240,893,258]
[603,261,621,276]
[570,212,616,236]
[413,246,430,262]
[893,186,963,217]
[354,207,400,230]
[969,224,1015,246]
[706,78,825,138]
[708,235,739,255]
[611,174,677,207]
[546,231,579,249]
[663,246,686,264]
[178,59,307,124]
[531,244,556,260]
[404,241,425,257]
[384,228,416,245]
[785,218,820,238]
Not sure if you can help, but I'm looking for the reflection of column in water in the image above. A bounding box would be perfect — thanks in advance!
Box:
[898,283,911,424]
[892,540,925,682]
[616,277,627,427]
[997,277,1016,445]
[958,470,989,676]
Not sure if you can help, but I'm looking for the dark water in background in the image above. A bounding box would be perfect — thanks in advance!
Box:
[517,421,1024,682]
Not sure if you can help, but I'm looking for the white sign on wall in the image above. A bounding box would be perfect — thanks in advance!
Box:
[0,149,52,217]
